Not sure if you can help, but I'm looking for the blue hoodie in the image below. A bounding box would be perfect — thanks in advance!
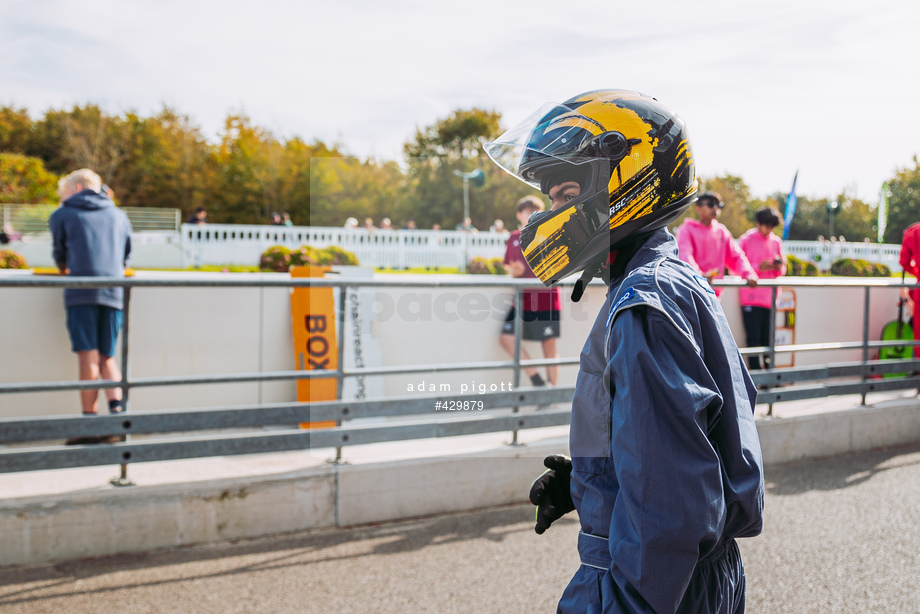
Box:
[49,189,133,309]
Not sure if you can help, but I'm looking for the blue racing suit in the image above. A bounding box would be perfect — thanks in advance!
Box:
[558,229,764,613]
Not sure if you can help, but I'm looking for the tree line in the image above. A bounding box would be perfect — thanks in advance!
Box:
[1,104,918,242]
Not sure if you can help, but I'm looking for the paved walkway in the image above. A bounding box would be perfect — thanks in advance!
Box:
[1,442,919,613]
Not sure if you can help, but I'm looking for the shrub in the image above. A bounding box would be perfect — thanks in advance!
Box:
[468,257,506,275]
[786,254,819,276]
[0,249,27,269]
[322,245,359,266]
[259,244,359,271]
[872,262,892,277]
[829,258,891,277]
[259,245,292,272]
[289,245,323,267]
[489,258,506,275]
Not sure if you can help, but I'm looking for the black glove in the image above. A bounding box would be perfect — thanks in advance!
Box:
[529,454,574,534]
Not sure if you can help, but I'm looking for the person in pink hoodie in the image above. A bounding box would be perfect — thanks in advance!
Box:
[738,208,786,370]
[677,191,758,297]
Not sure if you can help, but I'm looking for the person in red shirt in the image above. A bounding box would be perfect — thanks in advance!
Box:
[500,196,561,386]
[898,222,920,357]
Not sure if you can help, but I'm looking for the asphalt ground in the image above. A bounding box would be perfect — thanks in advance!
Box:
[1,444,919,613]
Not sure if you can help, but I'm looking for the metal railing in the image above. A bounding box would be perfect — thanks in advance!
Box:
[1,274,919,484]
[2,205,181,233]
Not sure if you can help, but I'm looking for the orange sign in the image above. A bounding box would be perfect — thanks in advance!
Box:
[290,266,337,428]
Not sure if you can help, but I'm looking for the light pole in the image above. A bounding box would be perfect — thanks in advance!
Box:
[827,200,840,239]
[452,168,485,272]
[452,168,485,225]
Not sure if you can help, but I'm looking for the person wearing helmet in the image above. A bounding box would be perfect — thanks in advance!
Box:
[487,90,764,613]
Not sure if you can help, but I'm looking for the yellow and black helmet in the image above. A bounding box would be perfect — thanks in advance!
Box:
[485,89,697,286]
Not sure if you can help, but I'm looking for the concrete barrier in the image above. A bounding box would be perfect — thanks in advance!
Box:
[3,395,920,568]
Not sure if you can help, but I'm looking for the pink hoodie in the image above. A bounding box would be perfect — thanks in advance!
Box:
[737,228,785,308]
[677,218,757,297]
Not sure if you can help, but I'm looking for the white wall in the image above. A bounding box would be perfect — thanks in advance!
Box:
[0,269,904,419]
[7,233,184,270]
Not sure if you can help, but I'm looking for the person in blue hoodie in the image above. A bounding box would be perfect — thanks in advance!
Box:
[50,169,133,424]
[486,91,764,613]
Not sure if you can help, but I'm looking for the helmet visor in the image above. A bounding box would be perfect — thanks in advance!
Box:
[485,103,606,191]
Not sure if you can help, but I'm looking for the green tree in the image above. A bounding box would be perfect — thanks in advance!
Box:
[830,190,874,242]
[208,114,285,224]
[0,107,33,154]
[29,105,128,180]
[403,108,531,230]
[0,153,59,204]
[784,196,832,240]
[883,157,920,244]
[784,190,874,241]
[114,106,214,214]
[277,138,359,226]
[308,154,407,227]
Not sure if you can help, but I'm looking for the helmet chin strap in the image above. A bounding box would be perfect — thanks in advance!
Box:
[570,251,616,302]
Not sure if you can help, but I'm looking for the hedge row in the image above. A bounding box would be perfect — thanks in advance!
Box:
[785,255,819,277]
[784,255,891,277]
[259,245,359,272]
[829,258,891,277]
[468,257,506,275]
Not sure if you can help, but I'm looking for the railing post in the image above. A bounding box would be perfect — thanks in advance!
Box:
[333,282,348,463]
[861,285,871,405]
[767,285,777,417]
[510,284,523,445]
[110,285,134,487]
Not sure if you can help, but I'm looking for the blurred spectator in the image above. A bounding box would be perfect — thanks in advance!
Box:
[271,212,284,226]
[490,219,506,233]
[0,223,22,244]
[899,222,920,358]
[676,191,757,297]
[187,206,207,225]
[363,217,376,230]
[344,217,359,229]
[283,212,293,227]
[405,219,418,230]
[456,217,478,232]
[432,223,441,230]
[500,196,560,387]
[380,217,394,230]
[50,168,132,437]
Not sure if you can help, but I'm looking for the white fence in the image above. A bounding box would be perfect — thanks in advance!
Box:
[180,225,905,272]
[7,221,904,272]
[783,240,902,272]
[181,224,510,269]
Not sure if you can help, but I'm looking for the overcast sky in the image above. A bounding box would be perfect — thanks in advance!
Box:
[2,0,918,202]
